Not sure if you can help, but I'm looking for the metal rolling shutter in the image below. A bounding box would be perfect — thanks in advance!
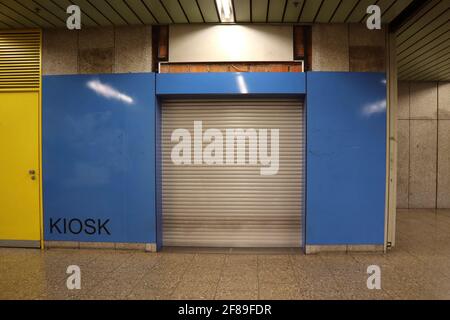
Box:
[162,99,304,247]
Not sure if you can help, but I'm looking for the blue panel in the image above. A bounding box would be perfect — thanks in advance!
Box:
[156,72,306,95]
[306,72,386,245]
[43,73,156,243]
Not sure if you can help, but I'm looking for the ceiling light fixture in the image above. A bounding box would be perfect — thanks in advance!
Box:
[216,0,234,23]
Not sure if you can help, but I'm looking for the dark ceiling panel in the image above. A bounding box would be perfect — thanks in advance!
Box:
[399,45,449,75]
[345,0,374,23]
[283,0,304,23]
[88,0,128,25]
[142,0,172,24]
[413,60,450,81]
[398,34,448,67]
[179,0,204,23]
[401,53,450,79]
[299,0,323,22]
[106,0,143,25]
[15,0,65,27]
[314,0,341,23]
[268,0,287,23]
[398,17,448,56]
[0,11,27,28]
[161,0,188,23]
[196,0,219,23]
[33,0,98,27]
[0,0,50,27]
[396,0,439,36]
[0,20,10,29]
[397,0,447,44]
[0,0,424,26]
[233,0,251,23]
[125,0,158,24]
[400,49,449,77]
[252,0,269,23]
[330,0,358,22]
[382,0,414,22]
[71,0,113,26]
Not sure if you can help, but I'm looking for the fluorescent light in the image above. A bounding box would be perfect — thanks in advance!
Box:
[216,0,234,23]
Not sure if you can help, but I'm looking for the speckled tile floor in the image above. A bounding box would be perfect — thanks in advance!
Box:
[1,209,450,300]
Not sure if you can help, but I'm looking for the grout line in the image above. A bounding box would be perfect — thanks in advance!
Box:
[79,252,135,299]
[435,82,439,210]
[287,254,302,294]
[407,81,411,209]
[167,253,196,298]
[212,254,227,300]
[316,254,343,297]
[125,254,163,298]
[256,255,260,299]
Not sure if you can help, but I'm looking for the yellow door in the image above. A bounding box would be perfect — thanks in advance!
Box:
[0,92,41,245]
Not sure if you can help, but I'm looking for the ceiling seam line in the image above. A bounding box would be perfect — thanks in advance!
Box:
[281,0,288,23]
[396,8,448,45]
[398,33,450,61]
[344,0,361,23]
[329,0,343,23]
[400,51,450,76]
[177,0,190,23]
[398,43,450,65]
[122,0,146,24]
[296,0,306,23]
[195,0,205,23]
[0,3,41,28]
[104,0,129,25]
[140,0,159,24]
[395,0,440,36]
[381,0,399,21]
[31,0,66,24]
[399,48,449,73]
[86,0,115,25]
[64,0,99,27]
[359,0,380,23]
[0,11,27,28]
[14,0,57,27]
[158,0,174,23]
[397,20,449,54]
[313,0,325,23]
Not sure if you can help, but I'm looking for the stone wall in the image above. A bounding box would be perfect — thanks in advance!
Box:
[311,24,386,72]
[42,26,152,75]
[397,81,450,208]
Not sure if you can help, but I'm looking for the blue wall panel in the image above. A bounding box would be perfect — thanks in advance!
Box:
[306,72,386,245]
[43,73,156,243]
[156,72,306,95]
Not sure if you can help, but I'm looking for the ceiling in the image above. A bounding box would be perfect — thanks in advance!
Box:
[396,0,450,81]
[0,0,447,81]
[0,0,414,27]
